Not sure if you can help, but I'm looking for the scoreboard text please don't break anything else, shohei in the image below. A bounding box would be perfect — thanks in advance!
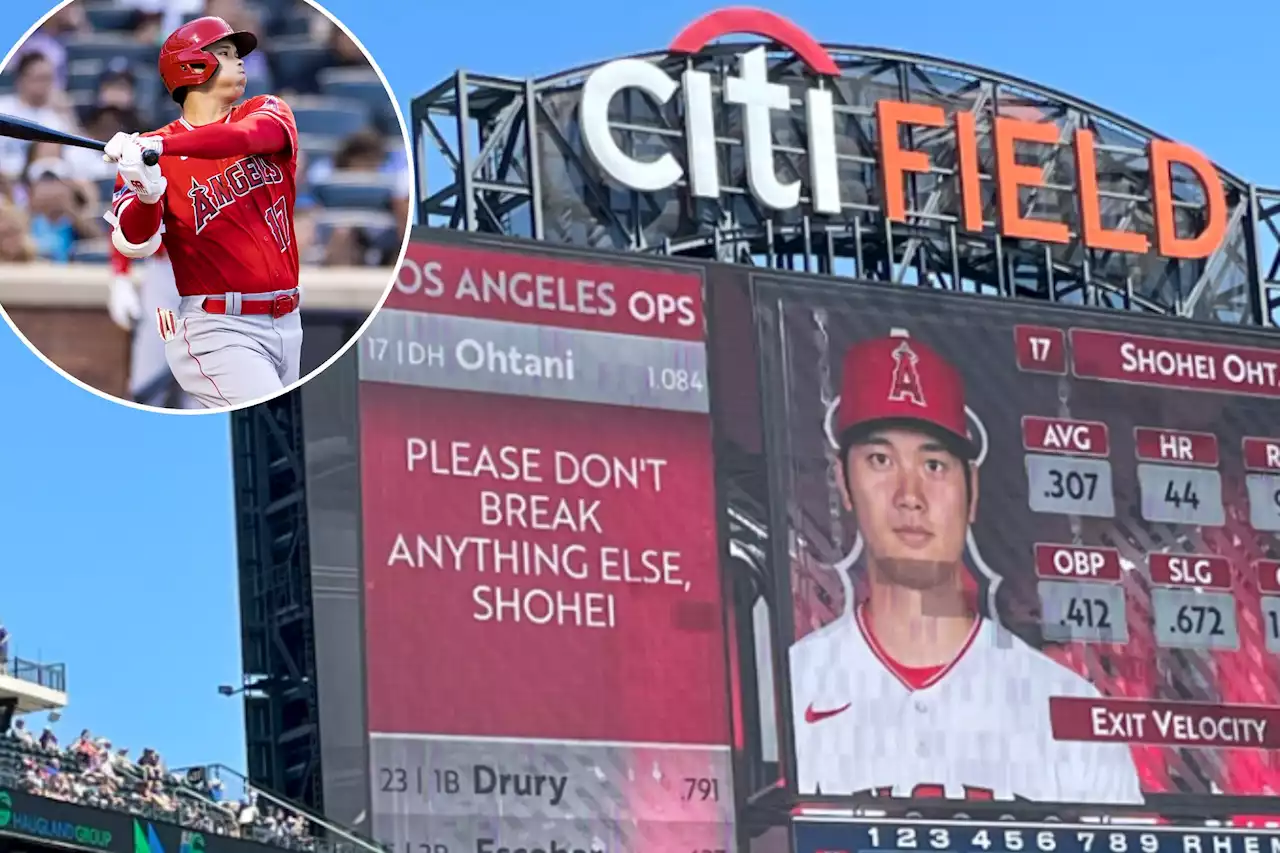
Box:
[358,236,736,853]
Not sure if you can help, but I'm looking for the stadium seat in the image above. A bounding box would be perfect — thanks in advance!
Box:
[242,73,276,100]
[71,91,97,126]
[311,171,396,210]
[297,132,341,159]
[312,207,397,244]
[96,176,116,201]
[317,67,382,101]
[152,99,181,125]
[82,2,139,32]
[289,96,372,138]
[64,36,154,67]
[254,0,298,17]
[70,239,110,264]
[267,40,330,93]
[67,59,105,94]
[316,67,397,133]
[269,9,314,37]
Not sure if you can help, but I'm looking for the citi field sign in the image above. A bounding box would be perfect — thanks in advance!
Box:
[579,7,1228,260]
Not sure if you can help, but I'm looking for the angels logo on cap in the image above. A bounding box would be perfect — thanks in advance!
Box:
[887,340,926,407]
[836,328,975,458]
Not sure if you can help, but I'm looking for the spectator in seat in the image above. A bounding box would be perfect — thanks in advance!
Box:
[326,23,367,68]
[202,0,269,81]
[0,52,77,178]
[294,206,320,265]
[294,148,315,208]
[333,129,385,173]
[323,225,374,266]
[137,746,163,780]
[96,59,140,113]
[86,64,148,151]
[9,718,35,746]
[115,0,201,38]
[38,727,57,751]
[311,128,401,184]
[87,737,118,780]
[0,201,37,262]
[8,3,89,89]
[23,153,101,263]
[71,729,97,761]
[84,105,146,148]
[0,622,8,673]
[20,756,41,792]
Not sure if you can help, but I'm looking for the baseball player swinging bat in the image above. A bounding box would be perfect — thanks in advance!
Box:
[788,328,1144,804]
[101,15,306,409]
[0,114,160,165]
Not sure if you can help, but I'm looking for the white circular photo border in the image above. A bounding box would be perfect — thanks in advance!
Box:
[0,0,415,416]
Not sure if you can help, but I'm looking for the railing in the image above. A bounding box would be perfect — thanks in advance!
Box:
[0,738,382,853]
[172,764,387,853]
[5,657,66,693]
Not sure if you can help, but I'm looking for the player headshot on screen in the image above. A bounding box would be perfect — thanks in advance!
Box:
[788,328,1143,805]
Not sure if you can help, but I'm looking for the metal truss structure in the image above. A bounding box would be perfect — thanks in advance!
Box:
[412,44,1280,330]
[230,393,325,811]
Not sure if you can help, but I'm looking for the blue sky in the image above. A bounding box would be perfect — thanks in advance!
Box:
[1,0,1277,778]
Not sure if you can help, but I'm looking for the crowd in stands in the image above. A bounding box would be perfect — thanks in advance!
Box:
[2,719,316,851]
[0,0,408,267]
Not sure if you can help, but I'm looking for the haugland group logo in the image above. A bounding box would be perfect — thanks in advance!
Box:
[579,7,1228,260]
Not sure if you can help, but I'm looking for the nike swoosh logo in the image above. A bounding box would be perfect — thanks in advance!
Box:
[804,702,851,724]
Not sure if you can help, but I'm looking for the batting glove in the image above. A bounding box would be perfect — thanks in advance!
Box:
[116,140,167,205]
[107,275,142,331]
[103,132,163,164]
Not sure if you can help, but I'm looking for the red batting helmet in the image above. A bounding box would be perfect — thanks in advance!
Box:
[158,16,258,103]
[836,328,976,458]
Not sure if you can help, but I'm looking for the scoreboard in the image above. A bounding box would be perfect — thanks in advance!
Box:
[793,820,1280,853]
[755,273,1280,803]
[357,233,736,853]
[355,229,1280,853]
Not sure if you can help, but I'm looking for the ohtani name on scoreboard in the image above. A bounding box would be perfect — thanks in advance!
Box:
[796,821,1280,853]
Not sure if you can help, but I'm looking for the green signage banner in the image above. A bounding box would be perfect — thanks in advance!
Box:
[0,788,284,853]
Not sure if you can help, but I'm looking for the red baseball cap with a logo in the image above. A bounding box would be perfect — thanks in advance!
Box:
[836,328,975,458]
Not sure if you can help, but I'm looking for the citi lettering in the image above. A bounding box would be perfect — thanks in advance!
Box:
[580,10,1228,260]
[189,155,285,234]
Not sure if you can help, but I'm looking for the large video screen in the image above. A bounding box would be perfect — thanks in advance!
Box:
[356,233,737,853]
[754,275,1280,808]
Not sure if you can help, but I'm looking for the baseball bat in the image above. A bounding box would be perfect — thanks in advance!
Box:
[0,113,160,165]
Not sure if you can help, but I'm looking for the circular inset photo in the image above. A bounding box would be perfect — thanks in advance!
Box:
[0,0,411,411]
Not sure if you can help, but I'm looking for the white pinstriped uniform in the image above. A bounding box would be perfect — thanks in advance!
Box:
[788,607,1144,804]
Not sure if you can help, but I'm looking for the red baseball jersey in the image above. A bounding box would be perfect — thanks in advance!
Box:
[112,94,300,297]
